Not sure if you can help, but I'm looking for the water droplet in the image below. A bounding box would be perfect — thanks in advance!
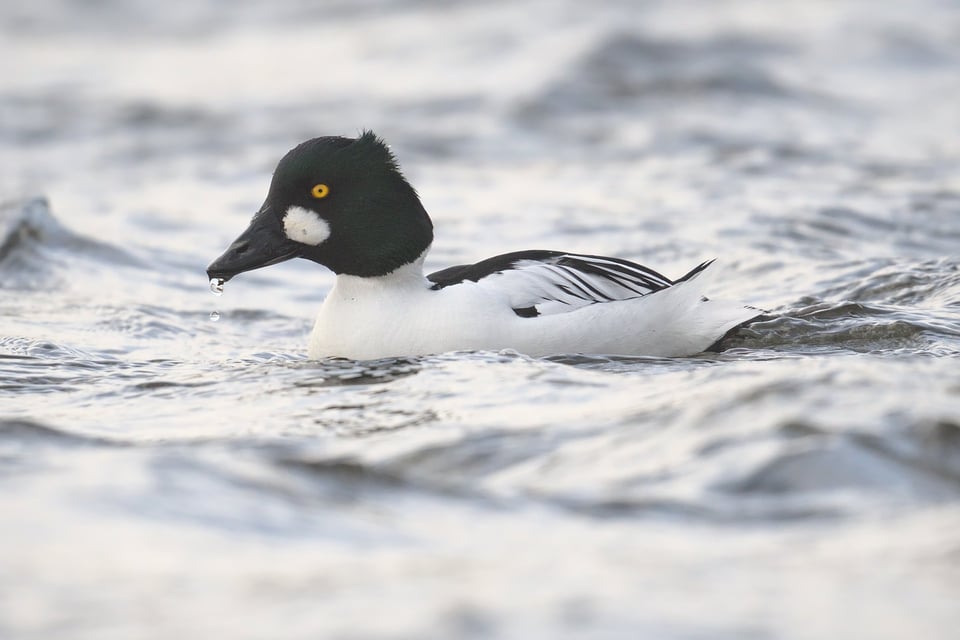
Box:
[209,311,220,322]
[210,278,225,296]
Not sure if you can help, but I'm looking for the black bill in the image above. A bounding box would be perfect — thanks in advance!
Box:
[206,207,300,282]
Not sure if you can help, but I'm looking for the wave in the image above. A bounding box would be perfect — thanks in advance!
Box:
[753,202,960,258]
[517,32,816,122]
[0,197,140,287]
[720,421,960,497]
[0,418,120,448]
[262,407,960,524]
[720,300,960,355]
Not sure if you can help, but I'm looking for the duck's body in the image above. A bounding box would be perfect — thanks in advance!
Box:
[311,251,755,359]
[207,132,760,360]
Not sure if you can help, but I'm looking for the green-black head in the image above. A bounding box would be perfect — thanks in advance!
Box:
[207,131,433,282]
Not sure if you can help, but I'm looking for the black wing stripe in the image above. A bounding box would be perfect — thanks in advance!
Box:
[574,255,674,286]
[555,283,591,302]
[513,305,539,317]
[428,250,565,289]
[588,266,652,290]
[427,249,711,318]
[555,260,655,292]
[568,256,672,290]
[674,259,715,283]
[577,254,674,283]
[554,266,604,301]
[555,265,618,301]
[570,264,655,296]
[601,274,650,295]
[534,267,589,302]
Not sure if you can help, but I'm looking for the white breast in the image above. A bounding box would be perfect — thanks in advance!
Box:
[309,260,513,359]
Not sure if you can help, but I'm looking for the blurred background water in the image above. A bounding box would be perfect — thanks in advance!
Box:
[2,1,960,638]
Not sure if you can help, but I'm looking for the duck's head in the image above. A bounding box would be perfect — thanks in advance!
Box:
[207,131,433,282]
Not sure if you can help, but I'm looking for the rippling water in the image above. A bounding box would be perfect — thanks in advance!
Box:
[3,1,960,638]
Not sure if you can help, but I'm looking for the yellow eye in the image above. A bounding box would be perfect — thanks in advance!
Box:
[311,183,330,199]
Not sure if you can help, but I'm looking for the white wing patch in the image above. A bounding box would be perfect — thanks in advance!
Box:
[283,206,330,245]
[476,254,677,317]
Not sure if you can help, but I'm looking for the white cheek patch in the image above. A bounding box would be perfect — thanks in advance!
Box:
[283,206,331,245]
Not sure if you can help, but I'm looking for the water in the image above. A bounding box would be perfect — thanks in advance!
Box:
[2,1,960,638]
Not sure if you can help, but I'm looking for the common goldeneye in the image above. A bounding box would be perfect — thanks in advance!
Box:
[207,132,761,359]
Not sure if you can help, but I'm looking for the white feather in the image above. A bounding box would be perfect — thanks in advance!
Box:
[283,206,330,246]
[308,253,759,359]
[473,255,670,315]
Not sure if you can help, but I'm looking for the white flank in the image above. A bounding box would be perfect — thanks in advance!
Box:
[308,255,762,360]
[283,206,331,245]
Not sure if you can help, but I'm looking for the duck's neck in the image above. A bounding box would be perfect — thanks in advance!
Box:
[331,248,430,296]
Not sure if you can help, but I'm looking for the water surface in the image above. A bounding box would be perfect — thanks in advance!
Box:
[2,1,960,638]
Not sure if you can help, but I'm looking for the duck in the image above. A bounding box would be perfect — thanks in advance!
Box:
[207,131,761,360]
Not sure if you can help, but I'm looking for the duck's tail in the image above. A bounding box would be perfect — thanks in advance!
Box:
[661,261,764,353]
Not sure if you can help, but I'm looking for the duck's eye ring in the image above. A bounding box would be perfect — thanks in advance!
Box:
[311,183,330,199]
